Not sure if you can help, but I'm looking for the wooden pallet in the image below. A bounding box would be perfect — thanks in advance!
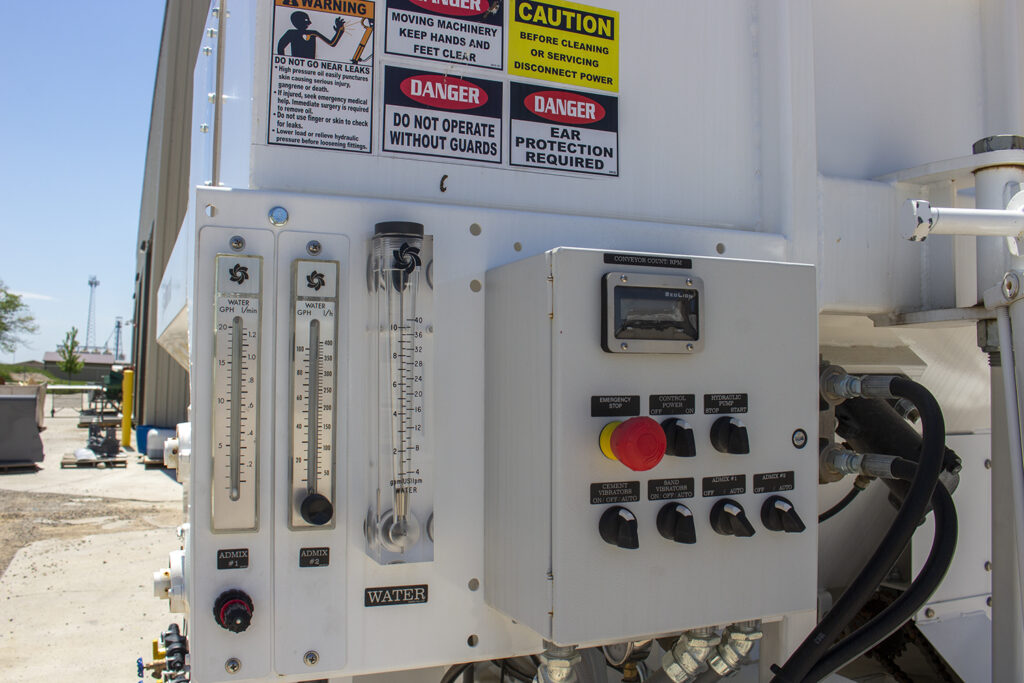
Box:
[61,454,128,469]
[77,416,121,429]
[0,461,41,472]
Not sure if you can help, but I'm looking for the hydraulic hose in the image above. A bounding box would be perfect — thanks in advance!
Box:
[440,663,473,683]
[818,485,862,523]
[803,476,957,682]
[771,377,945,682]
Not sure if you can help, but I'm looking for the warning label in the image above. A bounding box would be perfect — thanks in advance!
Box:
[383,65,503,163]
[385,0,503,70]
[268,0,376,152]
[510,81,618,175]
[509,0,618,92]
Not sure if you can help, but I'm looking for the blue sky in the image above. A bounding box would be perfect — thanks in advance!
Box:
[0,1,166,362]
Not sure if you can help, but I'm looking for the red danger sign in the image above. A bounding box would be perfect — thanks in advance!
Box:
[400,74,487,110]
[408,0,491,17]
[525,90,604,125]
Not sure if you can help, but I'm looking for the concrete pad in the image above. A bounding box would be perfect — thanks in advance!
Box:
[0,528,182,683]
[0,401,182,503]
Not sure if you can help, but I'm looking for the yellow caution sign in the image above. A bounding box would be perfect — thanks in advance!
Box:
[509,0,619,93]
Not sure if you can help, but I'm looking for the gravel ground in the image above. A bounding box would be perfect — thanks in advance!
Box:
[0,392,184,681]
[0,489,180,576]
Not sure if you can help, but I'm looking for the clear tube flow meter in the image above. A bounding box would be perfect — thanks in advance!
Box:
[367,222,434,564]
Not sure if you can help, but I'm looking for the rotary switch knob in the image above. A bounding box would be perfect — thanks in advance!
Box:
[709,499,756,537]
[599,417,667,471]
[661,418,696,458]
[761,496,806,533]
[710,417,750,454]
[657,503,697,544]
[213,589,254,633]
[599,506,640,549]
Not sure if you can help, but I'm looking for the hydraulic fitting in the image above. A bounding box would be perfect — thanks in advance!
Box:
[822,445,901,480]
[820,365,897,404]
[661,628,720,683]
[536,642,582,683]
[706,621,762,678]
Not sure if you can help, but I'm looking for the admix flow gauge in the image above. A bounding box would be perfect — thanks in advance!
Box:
[367,222,434,564]
[290,259,340,528]
[211,254,263,532]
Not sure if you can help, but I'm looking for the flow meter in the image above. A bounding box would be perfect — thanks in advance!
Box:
[366,222,435,564]
[211,254,263,531]
[290,259,340,528]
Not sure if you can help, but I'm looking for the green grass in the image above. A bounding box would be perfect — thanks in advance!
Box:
[0,363,91,386]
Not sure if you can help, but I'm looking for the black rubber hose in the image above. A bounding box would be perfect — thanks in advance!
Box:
[818,486,862,523]
[770,378,945,682]
[440,663,473,683]
[804,481,957,682]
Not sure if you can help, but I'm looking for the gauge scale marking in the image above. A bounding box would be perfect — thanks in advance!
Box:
[211,255,262,532]
[291,260,340,528]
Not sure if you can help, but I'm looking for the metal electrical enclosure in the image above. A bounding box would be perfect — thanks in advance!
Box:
[484,248,818,645]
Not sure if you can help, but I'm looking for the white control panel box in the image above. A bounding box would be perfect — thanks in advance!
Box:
[484,248,818,646]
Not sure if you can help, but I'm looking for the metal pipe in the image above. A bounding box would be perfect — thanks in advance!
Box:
[999,306,1024,615]
[904,200,1024,241]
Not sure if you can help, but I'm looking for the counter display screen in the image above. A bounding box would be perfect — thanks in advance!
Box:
[613,286,699,341]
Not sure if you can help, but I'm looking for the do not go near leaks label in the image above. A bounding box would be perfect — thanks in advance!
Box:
[268,0,375,152]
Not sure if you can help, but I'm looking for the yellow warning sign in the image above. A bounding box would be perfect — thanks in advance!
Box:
[508,0,619,92]
[274,0,374,18]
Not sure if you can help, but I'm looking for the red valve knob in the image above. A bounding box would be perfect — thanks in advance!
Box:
[604,417,667,471]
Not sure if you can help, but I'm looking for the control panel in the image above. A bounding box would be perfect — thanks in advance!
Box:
[484,248,817,646]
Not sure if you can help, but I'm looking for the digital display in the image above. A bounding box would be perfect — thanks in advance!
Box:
[613,286,699,341]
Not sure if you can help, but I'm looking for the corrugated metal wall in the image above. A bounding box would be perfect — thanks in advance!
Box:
[132,1,209,429]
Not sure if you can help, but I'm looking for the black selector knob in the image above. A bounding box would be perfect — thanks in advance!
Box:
[300,493,334,526]
[710,417,750,454]
[599,506,640,549]
[657,503,697,544]
[710,499,756,537]
[213,589,254,633]
[761,496,807,533]
[661,418,696,458]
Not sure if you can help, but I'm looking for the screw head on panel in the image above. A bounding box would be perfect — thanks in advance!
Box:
[268,206,289,226]
[620,275,628,283]
[306,240,322,255]
[229,236,245,252]
[924,608,935,619]
[1003,272,1020,300]
[304,651,320,666]
[792,429,808,449]
[225,658,241,674]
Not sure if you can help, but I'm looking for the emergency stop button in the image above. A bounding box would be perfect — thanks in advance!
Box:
[599,417,667,471]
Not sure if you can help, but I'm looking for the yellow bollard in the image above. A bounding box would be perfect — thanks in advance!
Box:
[121,369,134,448]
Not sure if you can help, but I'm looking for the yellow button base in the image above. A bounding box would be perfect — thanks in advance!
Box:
[600,421,622,460]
